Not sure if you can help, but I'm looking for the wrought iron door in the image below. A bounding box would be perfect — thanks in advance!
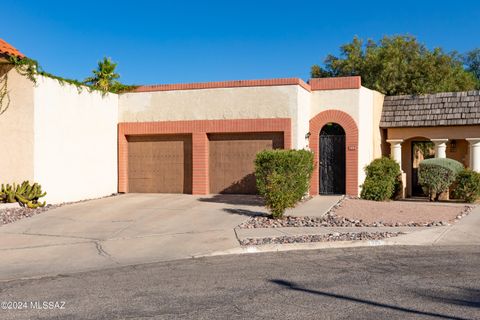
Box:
[320,134,346,194]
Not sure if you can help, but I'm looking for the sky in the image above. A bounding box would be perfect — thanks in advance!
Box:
[2,0,479,85]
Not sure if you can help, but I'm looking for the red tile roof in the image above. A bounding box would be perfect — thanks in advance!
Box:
[0,39,25,58]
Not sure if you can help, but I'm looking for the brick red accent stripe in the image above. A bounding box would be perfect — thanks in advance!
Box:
[118,118,292,194]
[132,76,363,93]
[309,110,359,196]
[192,133,209,195]
[309,76,361,91]
[132,78,311,92]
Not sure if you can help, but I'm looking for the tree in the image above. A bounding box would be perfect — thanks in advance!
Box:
[464,48,480,89]
[311,35,478,95]
[84,57,121,92]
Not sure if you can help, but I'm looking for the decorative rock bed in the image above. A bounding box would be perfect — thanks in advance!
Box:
[0,193,118,226]
[240,232,401,246]
[0,205,59,225]
[238,201,474,229]
[236,198,476,245]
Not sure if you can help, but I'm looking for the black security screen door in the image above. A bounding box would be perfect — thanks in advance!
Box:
[320,123,346,195]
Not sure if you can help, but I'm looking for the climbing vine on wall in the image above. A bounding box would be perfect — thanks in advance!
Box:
[0,54,137,116]
[0,66,10,116]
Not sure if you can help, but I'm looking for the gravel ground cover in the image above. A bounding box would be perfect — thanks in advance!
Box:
[240,231,401,246]
[0,204,60,225]
[238,198,474,229]
[0,194,118,226]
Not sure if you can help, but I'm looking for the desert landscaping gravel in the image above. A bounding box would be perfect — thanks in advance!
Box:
[0,194,118,226]
[240,231,401,246]
[238,198,474,229]
[0,205,60,225]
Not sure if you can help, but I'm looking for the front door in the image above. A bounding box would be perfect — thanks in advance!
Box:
[320,123,346,195]
[411,141,435,196]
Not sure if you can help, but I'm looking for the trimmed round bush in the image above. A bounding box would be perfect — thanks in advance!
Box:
[452,169,480,203]
[255,149,314,218]
[418,158,464,201]
[360,157,401,201]
[361,178,395,201]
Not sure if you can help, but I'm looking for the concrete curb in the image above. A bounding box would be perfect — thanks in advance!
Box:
[197,237,411,259]
[199,226,450,259]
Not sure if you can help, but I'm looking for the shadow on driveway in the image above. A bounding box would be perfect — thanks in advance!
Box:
[198,194,264,206]
[222,208,267,217]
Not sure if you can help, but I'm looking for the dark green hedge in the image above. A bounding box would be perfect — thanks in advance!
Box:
[418,158,464,201]
[360,157,401,201]
[255,150,314,218]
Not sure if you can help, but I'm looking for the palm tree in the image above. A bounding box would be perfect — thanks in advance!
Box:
[84,57,120,92]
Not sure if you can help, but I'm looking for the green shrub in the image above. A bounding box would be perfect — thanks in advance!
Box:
[452,169,480,203]
[418,158,464,201]
[360,157,401,201]
[255,150,314,218]
[360,178,395,201]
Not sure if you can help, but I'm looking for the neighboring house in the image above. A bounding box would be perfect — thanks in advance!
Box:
[1,39,479,203]
[381,92,480,197]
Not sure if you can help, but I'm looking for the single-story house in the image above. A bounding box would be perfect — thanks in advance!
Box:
[1,39,479,203]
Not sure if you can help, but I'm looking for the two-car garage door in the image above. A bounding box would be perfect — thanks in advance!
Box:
[127,132,283,194]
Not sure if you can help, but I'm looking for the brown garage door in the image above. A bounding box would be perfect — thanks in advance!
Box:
[209,132,284,194]
[127,135,192,193]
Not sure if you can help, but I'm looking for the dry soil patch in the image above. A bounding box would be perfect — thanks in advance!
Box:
[334,198,472,224]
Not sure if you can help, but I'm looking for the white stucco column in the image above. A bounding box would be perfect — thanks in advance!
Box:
[466,138,480,172]
[387,139,403,169]
[431,139,448,158]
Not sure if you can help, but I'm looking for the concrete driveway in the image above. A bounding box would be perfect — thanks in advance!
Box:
[0,194,249,280]
[0,194,340,281]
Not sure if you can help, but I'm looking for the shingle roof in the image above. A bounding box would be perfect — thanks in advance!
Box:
[380,90,480,128]
[0,39,24,58]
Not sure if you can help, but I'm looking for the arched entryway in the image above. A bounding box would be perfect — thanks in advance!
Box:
[320,123,346,194]
[309,110,359,196]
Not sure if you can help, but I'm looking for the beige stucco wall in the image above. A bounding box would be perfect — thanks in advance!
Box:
[310,89,360,124]
[309,86,385,192]
[372,90,385,158]
[357,87,375,186]
[119,85,309,149]
[296,86,311,149]
[0,67,35,183]
[33,76,119,204]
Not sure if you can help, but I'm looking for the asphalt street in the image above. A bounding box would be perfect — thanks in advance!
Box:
[1,245,479,320]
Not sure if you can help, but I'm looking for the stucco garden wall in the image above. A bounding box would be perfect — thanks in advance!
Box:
[296,86,311,149]
[372,90,385,158]
[310,88,368,194]
[0,67,35,183]
[310,89,360,124]
[119,85,308,149]
[33,76,118,204]
[358,87,375,187]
